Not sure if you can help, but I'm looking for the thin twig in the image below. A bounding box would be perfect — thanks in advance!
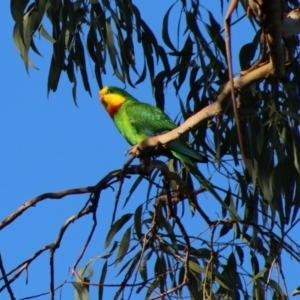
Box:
[0,254,15,299]
[0,207,93,292]
[19,275,69,300]
[49,250,54,300]
[224,0,247,169]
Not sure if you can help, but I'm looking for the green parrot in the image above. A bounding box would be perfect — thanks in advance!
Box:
[99,86,217,195]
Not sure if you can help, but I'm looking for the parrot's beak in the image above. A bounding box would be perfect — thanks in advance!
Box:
[99,93,108,109]
[99,93,105,103]
[99,87,108,103]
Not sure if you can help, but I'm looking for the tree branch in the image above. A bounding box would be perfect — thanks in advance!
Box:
[128,62,273,157]
[0,254,15,300]
[248,0,285,78]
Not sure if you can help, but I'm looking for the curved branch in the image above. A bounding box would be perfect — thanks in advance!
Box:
[128,62,273,157]
[0,206,93,293]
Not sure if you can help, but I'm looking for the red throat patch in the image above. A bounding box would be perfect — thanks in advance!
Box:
[107,104,122,118]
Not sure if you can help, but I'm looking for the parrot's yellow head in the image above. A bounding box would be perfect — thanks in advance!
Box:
[99,86,127,118]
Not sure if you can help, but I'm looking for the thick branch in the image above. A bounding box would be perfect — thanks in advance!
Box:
[0,159,190,231]
[248,0,285,78]
[282,8,300,38]
[128,62,273,157]
[264,0,285,78]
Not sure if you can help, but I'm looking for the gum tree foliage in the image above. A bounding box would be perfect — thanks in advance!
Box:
[5,0,300,299]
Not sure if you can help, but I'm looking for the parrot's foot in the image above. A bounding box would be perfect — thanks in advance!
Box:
[126,144,141,157]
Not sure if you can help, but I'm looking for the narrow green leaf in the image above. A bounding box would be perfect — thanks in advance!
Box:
[235,245,244,265]
[226,188,242,221]
[253,277,264,300]
[139,258,148,281]
[39,24,56,43]
[99,241,118,259]
[249,267,268,283]
[227,252,237,271]
[67,58,77,104]
[176,36,193,92]
[47,54,62,95]
[13,23,37,71]
[85,267,94,281]
[206,11,226,58]
[114,255,140,298]
[141,32,154,84]
[239,42,257,70]
[292,125,300,174]
[105,20,124,82]
[87,27,98,64]
[11,0,29,21]
[123,35,135,66]
[186,11,215,61]
[73,0,83,12]
[159,218,178,251]
[250,250,261,276]
[268,279,286,298]
[72,281,89,300]
[219,223,233,238]
[140,19,159,58]
[188,260,206,274]
[123,175,143,208]
[281,110,300,123]
[291,285,300,296]
[98,261,107,300]
[292,181,300,224]
[134,204,143,239]
[135,60,147,85]
[115,227,131,266]
[130,4,142,42]
[158,46,170,75]
[162,3,177,52]
[145,279,159,299]
[23,9,35,49]
[178,267,184,297]
[77,263,90,279]
[95,65,103,88]
[105,213,133,248]
[75,33,91,96]
[115,254,137,277]
[186,271,201,299]
[214,273,232,290]
[155,254,166,293]
[30,39,42,56]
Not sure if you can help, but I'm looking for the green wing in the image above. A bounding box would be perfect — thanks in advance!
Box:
[125,101,176,136]
[123,101,207,163]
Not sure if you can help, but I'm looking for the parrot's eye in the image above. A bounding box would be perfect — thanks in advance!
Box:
[107,89,112,94]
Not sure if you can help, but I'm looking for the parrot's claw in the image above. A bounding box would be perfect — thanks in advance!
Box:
[126,145,140,157]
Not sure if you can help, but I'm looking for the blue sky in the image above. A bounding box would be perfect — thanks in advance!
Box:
[1,1,300,299]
